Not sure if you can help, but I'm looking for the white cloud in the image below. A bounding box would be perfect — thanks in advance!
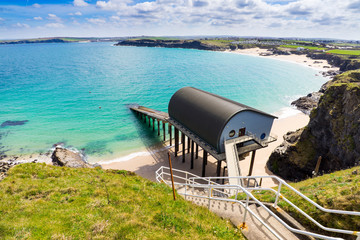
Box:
[68,11,83,16]
[3,0,360,40]
[32,3,41,8]
[47,13,62,22]
[110,15,121,21]
[34,16,43,20]
[0,18,4,21]
[45,23,65,28]
[87,18,106,24]
[15,23,30,28]
[74,0,89,7]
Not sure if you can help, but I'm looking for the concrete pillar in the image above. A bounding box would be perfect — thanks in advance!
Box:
[190,140,194,169]
[169,124,172,146]
[195,144,199,159]
[182,132,185,163]
[157,120,160,136]
[187,136,190,153]
[174,128,179,157]
[248,150,256,176]
[202,151,207,177]
[163,122,166,141]
[217,160,222,177]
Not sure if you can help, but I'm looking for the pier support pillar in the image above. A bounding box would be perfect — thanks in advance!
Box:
[144,114,146,123]
[157,120,160,136]
[182,132,185,163]
[202,151,207,177]
[217,160,222,177]
[195,144,199,159]
[148,116,151,127]
[169,124,172,146]
[174,128,179,157]
[163,122,166,141]
[187,136,190,153]
[248,150,256,176]
[190,140,194,169]
[152,118,155,131]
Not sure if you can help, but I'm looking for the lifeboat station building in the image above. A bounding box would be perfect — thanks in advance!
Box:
[131,87,277,180]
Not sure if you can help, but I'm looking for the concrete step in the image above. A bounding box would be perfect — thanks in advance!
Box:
[183,195,311,240]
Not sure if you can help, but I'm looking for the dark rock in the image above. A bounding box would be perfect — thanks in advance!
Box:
[291,92,323,115]
[51,147,94,168]
[0,120,28,128]
[268,70,360,181]
[271,49,290,55]
[52,142,66,148]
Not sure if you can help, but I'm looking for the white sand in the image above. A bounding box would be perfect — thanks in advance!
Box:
[102,49,330,187]
[102,112,309,187]
[227,48,339,71]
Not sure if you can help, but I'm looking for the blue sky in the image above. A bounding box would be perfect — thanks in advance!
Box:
[1,0,359,40]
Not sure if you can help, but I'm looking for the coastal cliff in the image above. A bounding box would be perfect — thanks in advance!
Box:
[115,39,229,51]
[306,52,360,71]
[268,70,360,181]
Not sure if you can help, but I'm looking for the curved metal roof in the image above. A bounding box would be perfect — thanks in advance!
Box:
[168,87,276,152]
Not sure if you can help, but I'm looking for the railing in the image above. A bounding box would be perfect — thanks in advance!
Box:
[155,166,360,240]
[245,131,278,147]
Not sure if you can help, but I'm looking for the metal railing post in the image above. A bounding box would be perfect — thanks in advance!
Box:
[242,194,250,226]
[273,182,282,208]
[208,179,211,209]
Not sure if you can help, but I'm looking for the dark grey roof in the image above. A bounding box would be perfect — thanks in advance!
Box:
[168,87,276,152]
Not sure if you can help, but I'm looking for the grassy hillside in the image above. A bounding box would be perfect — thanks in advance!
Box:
[327,49,360,56]
[238,166,360,238]
[0,163,244,239]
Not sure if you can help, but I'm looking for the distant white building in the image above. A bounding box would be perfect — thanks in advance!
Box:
[297,47,305,51]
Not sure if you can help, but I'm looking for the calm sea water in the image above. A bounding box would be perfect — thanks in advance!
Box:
[0,42,326,162]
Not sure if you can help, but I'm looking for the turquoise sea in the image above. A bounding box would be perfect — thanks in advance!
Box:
[0,42,326,162]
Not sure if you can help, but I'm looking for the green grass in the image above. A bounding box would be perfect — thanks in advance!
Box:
[280,45,326,50]
[327,49,360,56]
[237,166,360,236]
[200,40,233,48]
[0,163,244,239]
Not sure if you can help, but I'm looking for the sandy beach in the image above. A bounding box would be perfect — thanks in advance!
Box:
[227,48,339,72]
[101,49,338,187]
[101,112,309,187]
[2,49,334,188]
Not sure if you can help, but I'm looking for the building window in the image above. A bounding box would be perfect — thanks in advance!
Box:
[239,128,246,137]
[261,133,266,139]
[229,130,236,137]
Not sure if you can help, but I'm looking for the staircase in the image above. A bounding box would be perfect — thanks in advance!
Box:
[156,166,360,240]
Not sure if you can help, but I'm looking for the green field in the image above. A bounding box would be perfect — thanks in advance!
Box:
[327,49,360,56]
[0,163,243,239]
[280,45,326,50]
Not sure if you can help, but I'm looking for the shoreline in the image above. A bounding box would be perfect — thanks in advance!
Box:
[1,48,330,186]
[225,48,340,72]
[101,111,309,187]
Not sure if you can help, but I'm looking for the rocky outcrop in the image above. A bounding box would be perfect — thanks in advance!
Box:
[291,92,323,115]
[51,147,99,168]
[268,70,360,181]
[115,39,227,51]
[306,52,360,71]
[0,161,16,181]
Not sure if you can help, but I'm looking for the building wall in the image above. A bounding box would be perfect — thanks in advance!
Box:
[218,111,275,152]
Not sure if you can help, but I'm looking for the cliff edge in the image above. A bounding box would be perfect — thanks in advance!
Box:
[268,70,360,181]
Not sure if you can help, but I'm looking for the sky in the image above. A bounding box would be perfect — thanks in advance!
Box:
[0,0,360,40]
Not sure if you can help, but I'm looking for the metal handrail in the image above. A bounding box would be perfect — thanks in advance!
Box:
[156,166,360,240]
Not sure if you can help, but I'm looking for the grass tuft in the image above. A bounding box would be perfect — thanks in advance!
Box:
[0,163,244,239]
